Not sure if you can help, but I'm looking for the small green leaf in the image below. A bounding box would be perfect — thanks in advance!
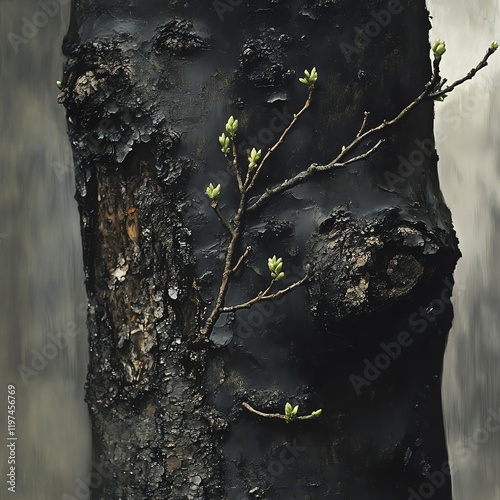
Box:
[292,405,299,416]
[491,41,499,51]
[56,80,62,89]
[310,409,322,418]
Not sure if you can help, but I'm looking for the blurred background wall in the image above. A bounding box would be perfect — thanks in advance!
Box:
[0,1,91,498]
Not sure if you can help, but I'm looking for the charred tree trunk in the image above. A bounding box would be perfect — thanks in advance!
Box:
[60,1,460,498]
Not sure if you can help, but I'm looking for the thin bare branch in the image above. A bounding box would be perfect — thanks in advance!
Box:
[211,201,234,236]
[314,139,384,172]
[222,274,309,313]
[245,89,313,193]
[430,46,497,99]
[246,140,384,213]
[356,111,370,138]
[229,143,244,193]
[243,402,284,420]
[232,246,251,273]
[200,194,247,336]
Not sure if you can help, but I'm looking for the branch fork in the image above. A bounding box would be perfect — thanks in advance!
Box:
[200,47,497,337]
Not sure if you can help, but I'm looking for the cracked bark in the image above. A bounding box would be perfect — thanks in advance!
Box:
[60,1,459,498]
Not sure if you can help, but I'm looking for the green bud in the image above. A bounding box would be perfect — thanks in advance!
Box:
[219,133,230,154]
[491,41,499,51]
[299,67,318,87]
[205,183,221,200]
[434,94,447,102]
[431,39,446,60]
[309,67,318,83]
[268,255,284,281]
[56,80,62,89]
[310,409,322,418]
[247,147,262,169]
[284,402,296,422]
[225,116,238,138]
[284,402,298,422]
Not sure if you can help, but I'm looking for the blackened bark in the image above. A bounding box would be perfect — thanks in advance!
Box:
[60,1,459,498]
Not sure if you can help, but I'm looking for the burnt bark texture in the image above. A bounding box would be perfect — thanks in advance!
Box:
[60,1,460,499]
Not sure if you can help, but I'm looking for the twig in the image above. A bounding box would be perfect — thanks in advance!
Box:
[211,201,234,236]
[430,45,497,99]
[222,274,309,313]
[230,143,244,193]
[243,402,284,419]
[313,139,384,172]
[247,140,384,213]
[243,402,321,422]
[200,194,246,336]
[244,89,313,193]
[356,111,370,138]
[232,246,251,273]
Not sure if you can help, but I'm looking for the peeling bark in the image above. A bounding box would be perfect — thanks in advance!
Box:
[60,1,459,498]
